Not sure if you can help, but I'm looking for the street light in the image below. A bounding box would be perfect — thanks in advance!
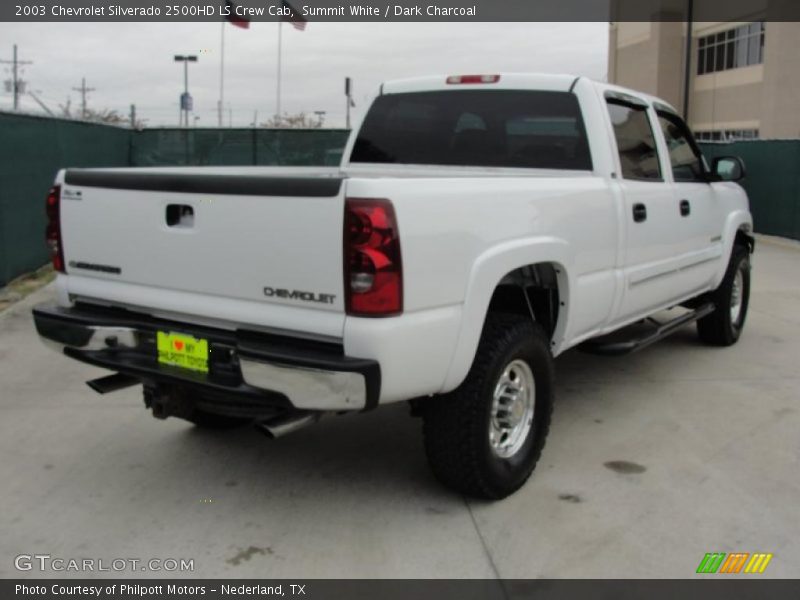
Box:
[174,54,198,128]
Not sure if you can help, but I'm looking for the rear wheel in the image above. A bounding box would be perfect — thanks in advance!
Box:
[422,313,554,499]
[697,244,751,346]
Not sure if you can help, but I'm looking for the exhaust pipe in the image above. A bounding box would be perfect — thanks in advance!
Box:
[258,411,323,439]
[87,372,140,394]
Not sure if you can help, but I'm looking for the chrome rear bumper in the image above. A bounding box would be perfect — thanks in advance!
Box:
[33,304,380,412]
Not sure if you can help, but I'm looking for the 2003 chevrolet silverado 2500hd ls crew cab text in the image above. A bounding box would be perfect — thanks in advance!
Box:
[33,73,753,499]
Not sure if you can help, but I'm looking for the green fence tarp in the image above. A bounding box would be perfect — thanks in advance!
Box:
[0,113,349,286]
[130,128,349,166]
[700,140,800,241]
[0,113,130,286]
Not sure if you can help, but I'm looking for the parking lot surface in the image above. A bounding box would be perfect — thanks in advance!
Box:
[1,237,798,578]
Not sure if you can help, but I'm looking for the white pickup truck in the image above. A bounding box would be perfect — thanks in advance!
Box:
[34,73,753,499]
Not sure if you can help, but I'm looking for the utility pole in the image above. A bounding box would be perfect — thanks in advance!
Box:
[218,23,225,127]
[72,77,95,119]
[0,44,32,111]
[345,77,354,129]
[129,104,136,129]
[276,22,283,124]
[682,0,695,121]
[174,54,198,128]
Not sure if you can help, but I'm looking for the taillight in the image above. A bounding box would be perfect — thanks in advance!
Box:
[344,198,402,317]
[45,185,65,273]
[446,74,501,85]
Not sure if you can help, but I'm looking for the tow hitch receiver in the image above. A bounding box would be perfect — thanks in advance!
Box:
[143,384,195,420]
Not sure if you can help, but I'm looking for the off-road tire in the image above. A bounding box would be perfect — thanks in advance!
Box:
[697,244,751,346]
[422,313,554,499]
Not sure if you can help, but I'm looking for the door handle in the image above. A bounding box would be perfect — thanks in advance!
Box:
[166,204,194,227]
[632,203,647,223]
[680,199,691,217]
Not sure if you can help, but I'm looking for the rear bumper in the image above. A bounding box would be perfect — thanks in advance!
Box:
[32,303,380,412]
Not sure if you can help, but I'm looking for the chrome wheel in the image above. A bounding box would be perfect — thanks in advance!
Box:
[730,267,744,324]
[489,359,535,459]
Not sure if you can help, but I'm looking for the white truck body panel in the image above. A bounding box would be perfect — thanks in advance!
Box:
[56,167,347,340]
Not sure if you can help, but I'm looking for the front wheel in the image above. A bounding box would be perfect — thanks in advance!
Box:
[422,314,554,499]
[697,244,751,346]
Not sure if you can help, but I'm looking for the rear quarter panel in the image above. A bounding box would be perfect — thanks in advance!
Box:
[344,173,619,401]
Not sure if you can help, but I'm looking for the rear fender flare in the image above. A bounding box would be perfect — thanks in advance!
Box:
[440,237,573,393]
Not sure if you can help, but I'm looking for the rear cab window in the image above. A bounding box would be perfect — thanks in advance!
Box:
[350,90,593,171]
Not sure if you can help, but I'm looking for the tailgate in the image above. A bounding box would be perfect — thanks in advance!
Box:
[59,168,347,337]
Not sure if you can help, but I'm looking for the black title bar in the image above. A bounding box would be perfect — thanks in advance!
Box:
[3,0,800,22]
[8,579,800,599]
[6,580,800,600]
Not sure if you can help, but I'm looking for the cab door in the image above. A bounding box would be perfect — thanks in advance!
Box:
[603,92,687,323]
[654,109,723,292]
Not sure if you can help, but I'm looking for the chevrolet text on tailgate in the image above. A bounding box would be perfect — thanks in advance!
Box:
[34,73,753,499]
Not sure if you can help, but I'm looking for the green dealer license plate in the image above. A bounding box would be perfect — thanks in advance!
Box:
[156,331,209,373]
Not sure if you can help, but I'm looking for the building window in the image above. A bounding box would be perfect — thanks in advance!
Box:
[695,129,759,142]
[698,22,765,75]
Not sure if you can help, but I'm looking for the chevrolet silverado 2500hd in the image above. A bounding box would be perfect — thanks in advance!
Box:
[33,74,753,499]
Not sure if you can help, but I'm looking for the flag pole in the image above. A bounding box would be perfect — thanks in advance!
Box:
[276,20,282,123]
[218,21,225,127]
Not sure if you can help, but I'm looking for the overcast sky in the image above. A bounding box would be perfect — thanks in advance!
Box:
[0,22,608,127]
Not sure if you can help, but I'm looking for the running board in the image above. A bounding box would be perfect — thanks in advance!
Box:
[580,303,715,356]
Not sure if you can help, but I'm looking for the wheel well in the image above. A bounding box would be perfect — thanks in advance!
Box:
[487,264,560,339]
[735,229,755,254]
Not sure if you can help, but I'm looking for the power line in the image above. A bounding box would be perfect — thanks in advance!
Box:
[71,77,95,119]
[27,90,54,116]
[0,44,33,111]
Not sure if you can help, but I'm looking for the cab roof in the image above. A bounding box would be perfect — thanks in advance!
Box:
[380,72,679,114]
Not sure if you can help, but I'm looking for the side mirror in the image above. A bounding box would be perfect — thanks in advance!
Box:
[711,156,746,182]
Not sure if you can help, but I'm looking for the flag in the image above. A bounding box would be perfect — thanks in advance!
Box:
[281,0,307,31]
[225,0,250,29]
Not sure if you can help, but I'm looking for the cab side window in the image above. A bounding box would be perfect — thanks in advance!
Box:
[657,113,707,182]
[606,100,662,181]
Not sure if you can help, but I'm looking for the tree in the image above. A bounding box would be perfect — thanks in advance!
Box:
[83,108,127,125]
[261,111,324,129]
[58,99,145,128]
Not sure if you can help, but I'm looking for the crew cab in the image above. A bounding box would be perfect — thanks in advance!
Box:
[33,73,753,499]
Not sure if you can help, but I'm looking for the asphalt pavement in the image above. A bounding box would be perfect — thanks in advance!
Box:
[1,236,798,578]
